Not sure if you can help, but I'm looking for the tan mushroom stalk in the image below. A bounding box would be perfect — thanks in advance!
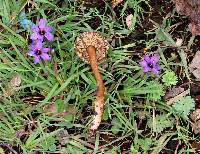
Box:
[75,32,110,136]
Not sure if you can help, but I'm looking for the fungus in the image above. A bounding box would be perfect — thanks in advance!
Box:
[74,32,110,136]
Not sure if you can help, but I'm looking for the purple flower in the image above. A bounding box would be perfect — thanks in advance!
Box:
[28,41,50,64]
[30,19,54,42]
[139,54,160,74]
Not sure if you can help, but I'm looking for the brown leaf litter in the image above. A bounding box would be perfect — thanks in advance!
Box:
[189,51,200,79]
[172,0,200,35]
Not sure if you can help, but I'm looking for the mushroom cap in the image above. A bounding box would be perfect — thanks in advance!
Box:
[74,32,110,63]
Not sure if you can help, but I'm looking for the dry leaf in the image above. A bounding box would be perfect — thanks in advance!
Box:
[10,75,21,87]
[125,14,133,30]
[43,102,76,117]
[57,129,69,145]
[164,87,185,100]
[172,0,200,35]
[190,109,200,134]
[166,89,190,105]
[111,0,123,8]
[189,51,200,78]
[175,38,183,47]
[1,75,22,98]
[190,109,200,122]
[190,141,200,153]
[191,121,200,134]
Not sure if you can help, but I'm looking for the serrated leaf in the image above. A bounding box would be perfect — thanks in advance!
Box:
[111,125,120,134]
[122,80,164,101]
[162,71,178,86]
[172,96,195,120]
[49,144,57,152]
[147,115,174,133]
[111,117,122,127]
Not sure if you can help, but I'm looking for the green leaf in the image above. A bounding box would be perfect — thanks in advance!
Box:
[103,106,109,121]
[41,136,56,151]
[55,99,64,113]
[146,81,165,101]
[137,138,152,152]
[162,71,178,86]
[64,114,73,122]
[48,144,57,152]
[111,125,120,134]
[147,115,174,133]
[111,117,122,134]
[111,117,122,127]
[172,96,195,120]
[122,80,165,101]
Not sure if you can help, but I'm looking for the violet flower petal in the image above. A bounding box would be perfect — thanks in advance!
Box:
[31,25,39,32]
[38,19,46,29]
[41,48,50,53]
[152,68,159,74]
[34,41,43,49]
[41,53,50,61]
[29,44,37,51]
[28,50,36,57]
[30,32,39,40]
[144,55,151,64]
[37,34,44,41]
[44,32,54,41]
[143,66,151,73]
[152,65,160,74]
[139,60,148,67]
[151,54,159,64]
[34,56,40,64]
[45,26,52,32]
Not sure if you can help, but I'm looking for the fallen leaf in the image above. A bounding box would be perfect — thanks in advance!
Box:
[43,102,76,117]
[57,129,69,145]
[189,51,200,78]
[190,141,200,153]
[10,75,21,87]
[191,121,200,134]
[125,14,134,30]
[175,38,183,47]
[190,109,200,134]
[164,86,185,100]
[166,89,190,105]
[2,75,22,98]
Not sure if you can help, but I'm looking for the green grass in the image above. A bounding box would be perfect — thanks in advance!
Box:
[0,0,199,153]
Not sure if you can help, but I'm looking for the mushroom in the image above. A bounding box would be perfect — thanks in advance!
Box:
[74,32,110,136]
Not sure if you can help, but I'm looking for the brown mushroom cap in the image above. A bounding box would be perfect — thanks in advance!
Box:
[74,32,110,63]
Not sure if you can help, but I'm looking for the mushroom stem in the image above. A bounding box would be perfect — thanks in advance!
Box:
[87,45,105,135]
